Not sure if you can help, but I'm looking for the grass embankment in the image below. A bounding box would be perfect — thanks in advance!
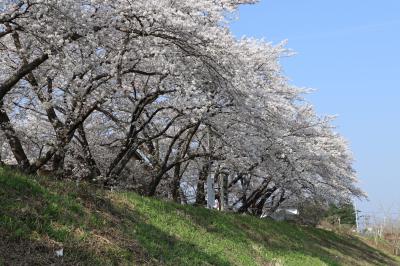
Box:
[0,167,399,265]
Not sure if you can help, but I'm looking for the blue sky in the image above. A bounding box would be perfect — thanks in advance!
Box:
[230,0,400,216]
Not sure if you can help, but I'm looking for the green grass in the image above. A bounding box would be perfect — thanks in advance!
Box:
[0,167,399,265]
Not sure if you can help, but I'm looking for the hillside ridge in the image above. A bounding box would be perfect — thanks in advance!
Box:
[0,167,398,266]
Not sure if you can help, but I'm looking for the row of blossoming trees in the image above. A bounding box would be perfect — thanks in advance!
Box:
[0,0,364,217]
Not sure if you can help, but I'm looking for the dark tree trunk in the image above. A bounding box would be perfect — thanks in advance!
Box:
[172,162,182,202]
[238,182,276,214]
[171,123,199,202]
[265,190,286,217]
[220,173,229,210]
[0,54,49,101]
[52,148,66,178]
[0,101,30,170]
[253,187,278,217]
[77,125,101,178]
[195,162,209,206]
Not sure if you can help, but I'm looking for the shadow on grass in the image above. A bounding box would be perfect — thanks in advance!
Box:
[0,167,398,266]
[0,232,112,265]
[177,205,398,265]
[0,168,230,265]
[306,228,395,265]
[110,197,232,265]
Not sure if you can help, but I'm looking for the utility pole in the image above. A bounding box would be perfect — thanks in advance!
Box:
[219,174,224,211]
[354,201,360,233]
[381,215,386,238]
[206,173,215,209]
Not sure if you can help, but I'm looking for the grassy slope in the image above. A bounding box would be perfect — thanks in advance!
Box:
[0,167,398,266]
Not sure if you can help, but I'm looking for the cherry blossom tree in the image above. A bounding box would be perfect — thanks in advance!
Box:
[0,0,364,217]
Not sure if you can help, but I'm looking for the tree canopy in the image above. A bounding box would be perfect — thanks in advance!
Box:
[0,0,365,217]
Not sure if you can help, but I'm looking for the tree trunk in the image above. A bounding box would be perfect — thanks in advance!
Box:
[52,147,66,177]
[265,190,286,217]
[195,162,209,206]
[238,182,275,213]
[0,54,49,101]
[0,101,30,170]
[172,162,182,202]
[253,187,277,217]
[77,125,101,178]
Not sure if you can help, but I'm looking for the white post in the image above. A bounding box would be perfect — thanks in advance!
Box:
[220,174,224,211]
[207,174,214,209]
[206,127,214,209]
[354,201,360,233]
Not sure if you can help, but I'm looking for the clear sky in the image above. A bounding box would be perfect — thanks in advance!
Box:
[230,0,400,217]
